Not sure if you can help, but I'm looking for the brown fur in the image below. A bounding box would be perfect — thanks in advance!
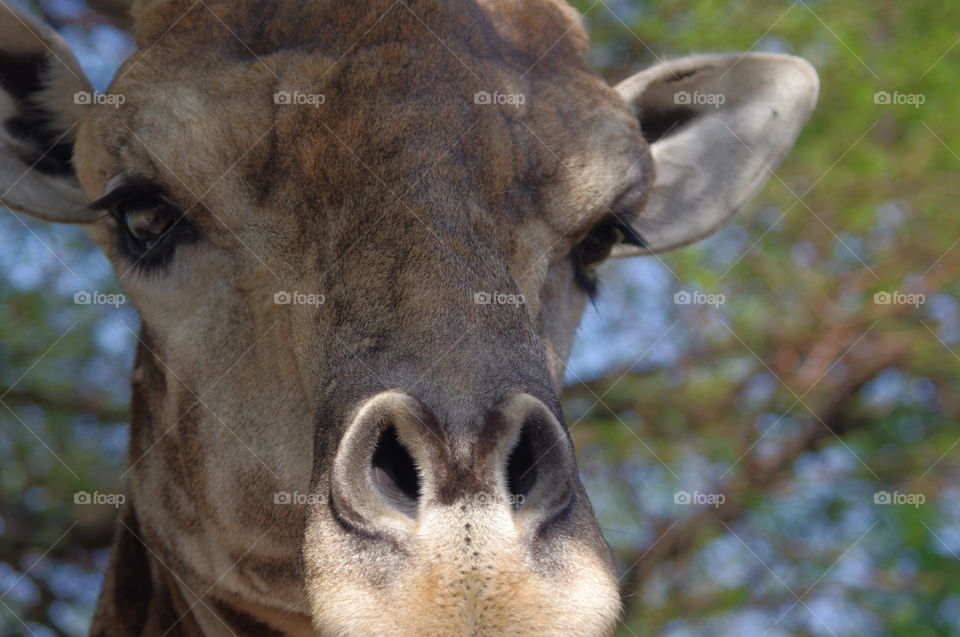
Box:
[58,0,650,634]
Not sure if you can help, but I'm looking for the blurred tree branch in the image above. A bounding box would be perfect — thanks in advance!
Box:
[0,499,117,635]
[592,329,912,617]
[0,502,117,567]
[1,388,128,422]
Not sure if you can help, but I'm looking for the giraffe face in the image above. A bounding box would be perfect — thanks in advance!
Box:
[0,1,817,634]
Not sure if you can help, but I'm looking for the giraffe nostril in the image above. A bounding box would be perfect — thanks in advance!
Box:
[371,425,421,517]
[505,425,537,508]
[333,392,576,536]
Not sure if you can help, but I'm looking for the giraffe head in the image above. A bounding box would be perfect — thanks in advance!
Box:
[0,1,817,635]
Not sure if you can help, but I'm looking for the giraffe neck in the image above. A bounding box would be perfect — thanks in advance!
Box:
[91,502,316,636]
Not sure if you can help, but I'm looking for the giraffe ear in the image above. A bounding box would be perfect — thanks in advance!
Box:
[613,53,819,256]
[0,4,99,223]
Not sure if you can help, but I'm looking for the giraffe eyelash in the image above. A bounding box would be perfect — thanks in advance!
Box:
[571,212,645,299]
[90,180,197,272]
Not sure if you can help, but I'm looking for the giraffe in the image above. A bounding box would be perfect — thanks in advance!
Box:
[0,0,818,635]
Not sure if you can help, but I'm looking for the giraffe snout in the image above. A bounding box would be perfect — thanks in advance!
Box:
[328,391,578,533]
[305,391,619,637]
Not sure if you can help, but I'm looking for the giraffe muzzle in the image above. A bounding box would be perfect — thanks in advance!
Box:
[304,391,620,636]
[328,391,579,536]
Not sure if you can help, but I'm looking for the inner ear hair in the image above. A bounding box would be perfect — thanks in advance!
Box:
[0,3,96,222]
[0,51,76,176]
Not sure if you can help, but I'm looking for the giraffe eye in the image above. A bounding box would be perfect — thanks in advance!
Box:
[89,180,197,271]
[575,222,626,271]
[571,214,643,298]
[122,203,177,250]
